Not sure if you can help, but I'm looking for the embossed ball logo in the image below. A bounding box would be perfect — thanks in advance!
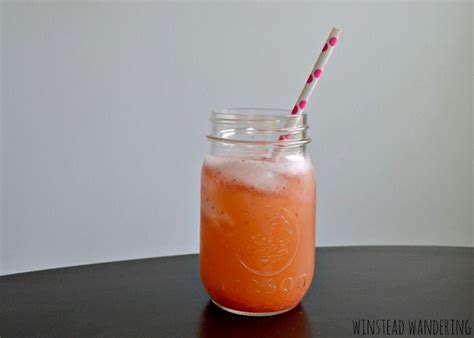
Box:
[237,207,299,276]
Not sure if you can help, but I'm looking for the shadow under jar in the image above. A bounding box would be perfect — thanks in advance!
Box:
[200,108,316,316]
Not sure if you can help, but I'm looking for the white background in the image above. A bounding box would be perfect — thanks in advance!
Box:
[1,1,472,275]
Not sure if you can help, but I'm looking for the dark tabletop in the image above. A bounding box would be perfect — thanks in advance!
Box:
[0,246,472,338]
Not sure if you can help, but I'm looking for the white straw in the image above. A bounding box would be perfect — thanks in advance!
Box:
[290,27,342,117]
[277,27,342,147]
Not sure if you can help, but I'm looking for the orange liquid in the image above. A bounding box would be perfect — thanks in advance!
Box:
[200,156,316,314]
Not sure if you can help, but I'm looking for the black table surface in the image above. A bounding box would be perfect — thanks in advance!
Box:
[1,246,472,338]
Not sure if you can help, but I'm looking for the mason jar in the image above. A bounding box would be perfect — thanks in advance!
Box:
[200,108,316,316]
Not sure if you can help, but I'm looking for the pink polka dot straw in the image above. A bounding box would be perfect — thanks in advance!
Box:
[291,27,342,116]
[280,27,342,142]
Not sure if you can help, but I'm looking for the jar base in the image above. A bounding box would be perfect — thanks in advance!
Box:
[211,299,298,317]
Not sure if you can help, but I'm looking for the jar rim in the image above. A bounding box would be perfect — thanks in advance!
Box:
[208,108,310,147]
[210,108,306,121]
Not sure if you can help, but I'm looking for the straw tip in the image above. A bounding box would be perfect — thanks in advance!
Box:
[331,27,343,35]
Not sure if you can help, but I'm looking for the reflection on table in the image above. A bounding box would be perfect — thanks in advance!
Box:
[198,301,311,338]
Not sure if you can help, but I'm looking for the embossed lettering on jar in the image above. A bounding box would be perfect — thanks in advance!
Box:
[200,108,316,316]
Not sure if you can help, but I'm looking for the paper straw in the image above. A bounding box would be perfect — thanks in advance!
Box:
[280,27,342,140]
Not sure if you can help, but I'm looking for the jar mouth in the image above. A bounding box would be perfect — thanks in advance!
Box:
[211,108,298,122]
[208,108,311,147]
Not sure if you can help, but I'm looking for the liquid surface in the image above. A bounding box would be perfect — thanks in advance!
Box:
[200,155,316,313]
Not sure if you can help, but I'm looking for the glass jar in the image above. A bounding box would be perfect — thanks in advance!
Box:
[200,108,316,316]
